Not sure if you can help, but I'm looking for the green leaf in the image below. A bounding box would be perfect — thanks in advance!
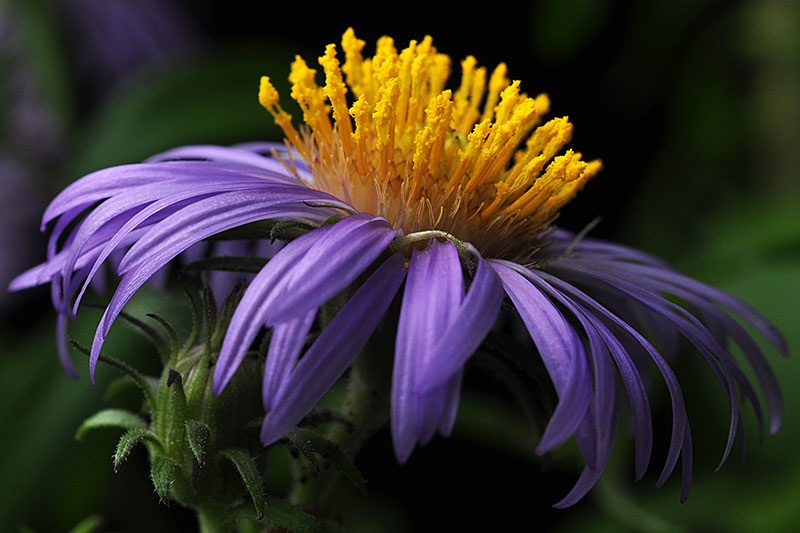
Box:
[262,497,320,532]
[289,429,367,495]
[68,514,103,533]
[183,256,269,274]
[114,428,161,472]
[75,408,147,440]
[218,448,267,519]
[185,420,212,466]
[150,455,180,504]
[221,499,320,533]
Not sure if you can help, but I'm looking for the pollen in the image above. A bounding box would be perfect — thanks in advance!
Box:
[259,29,602,259]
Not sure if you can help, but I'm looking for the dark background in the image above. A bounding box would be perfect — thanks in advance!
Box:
[1,0,798,531]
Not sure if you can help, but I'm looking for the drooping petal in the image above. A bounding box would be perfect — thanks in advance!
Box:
[147,144,305,183]
[489,260,592,454]
[535,270,689,489]
[260,253,407,446]
[415,253,504,394]
[598,262,781,437]
[214,225,334,394]
[89,189,337,382]
[549,261,743,470]
[528,272,653,478]
[214,214,396,394]
[392,240,464,461]
[263,309,317,411]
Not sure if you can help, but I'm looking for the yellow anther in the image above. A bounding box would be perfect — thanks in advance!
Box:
[258,76,309,160]
[319,44,354,157]
[289,56,332,145]
[447,119,491,190]
[412,90,453,182]
[350,96,373,174]
[256,30,600,260]
[495,81,525,126]
[258,76,280,110]
[374,78,399,178]
[454,56,478,112]
[341,27,366,97]
[482,63,509,122]
[395,39,418,135]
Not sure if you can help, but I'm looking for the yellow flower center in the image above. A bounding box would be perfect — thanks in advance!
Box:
[258,28,601,259]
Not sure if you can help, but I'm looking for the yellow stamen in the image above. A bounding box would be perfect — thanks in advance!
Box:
[319,44,354,157]
[258,30,602,260]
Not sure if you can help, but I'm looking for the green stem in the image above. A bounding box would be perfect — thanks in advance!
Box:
[196,505,228,533]
[289,351,390,508]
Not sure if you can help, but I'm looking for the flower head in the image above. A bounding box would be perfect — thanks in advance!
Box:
[10,29,787,507]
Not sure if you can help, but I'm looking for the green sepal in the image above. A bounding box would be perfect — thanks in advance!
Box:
[269,219,314,242]
[202,285,217,353]
[212,282,245,348]
[185,419,212,466]
[289,428,367,495]
[75,408,147,440]
[103,375,161,406]
[147,313,180,363]
[481,331,558,414]
[217,448,267,519]
[150,455,180,504]
[68,338,158,410]
[182,256,269,274]
[286,428,320,473]
[179,280,200,356]
[206,220,276,241]
[156,370,187,456]
[114,428,161,472]
[82,303,168,360]
[471,352,548,440]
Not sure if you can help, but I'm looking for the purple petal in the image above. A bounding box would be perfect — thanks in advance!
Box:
[56,311,79,380]
[259,214,397,325]
[550,261,742,470]
[214,214,396,394]
[214,225,334,393]
[392,240,464,461]
[415,252,504,393]
[527,272,653,479]
[88,191,334,382]
[489,260,592,454]
[147,145,305,183]
[260,253,407,446]
[535,270,689,488]
[263,309,317,411]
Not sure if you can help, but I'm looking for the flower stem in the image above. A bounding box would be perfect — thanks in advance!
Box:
[289,338,392,509]
[196,505,227,533]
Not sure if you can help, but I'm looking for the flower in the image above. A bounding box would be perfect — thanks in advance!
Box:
[9,29,787,507]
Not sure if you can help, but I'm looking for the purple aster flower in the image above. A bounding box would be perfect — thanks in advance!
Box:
[9,29,787,507]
